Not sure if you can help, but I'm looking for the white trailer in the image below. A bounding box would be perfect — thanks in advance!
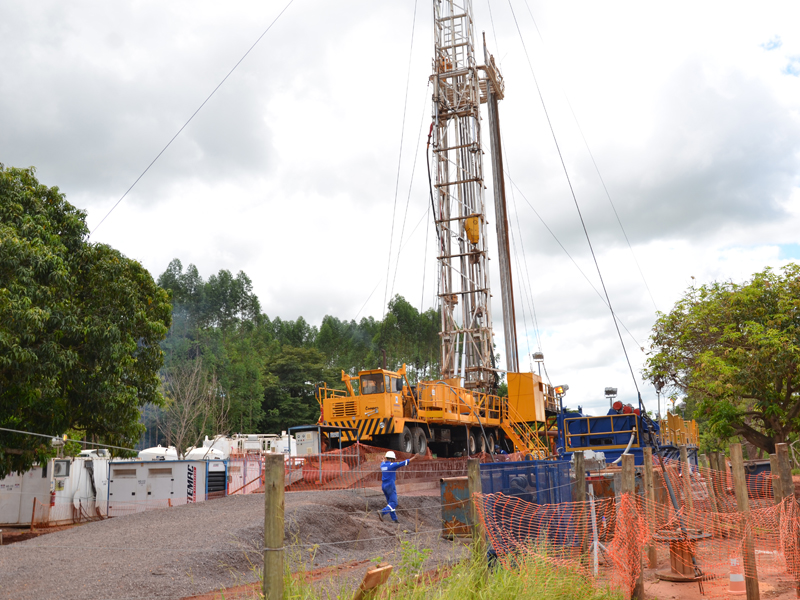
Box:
[107,459,227,515]
[0,452,110,527]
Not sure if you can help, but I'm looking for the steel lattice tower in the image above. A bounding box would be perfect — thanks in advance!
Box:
[432,0,495,391]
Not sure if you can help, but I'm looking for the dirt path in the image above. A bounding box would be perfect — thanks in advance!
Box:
[0,490,466,600]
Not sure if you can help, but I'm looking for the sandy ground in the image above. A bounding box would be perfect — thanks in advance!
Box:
[0,490,468,600]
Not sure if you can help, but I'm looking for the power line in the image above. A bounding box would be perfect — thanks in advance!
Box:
[0,426,137,452]
[507,0,641,395]
[90,0,296,235]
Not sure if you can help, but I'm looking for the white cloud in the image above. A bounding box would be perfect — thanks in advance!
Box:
[2,0,800,416]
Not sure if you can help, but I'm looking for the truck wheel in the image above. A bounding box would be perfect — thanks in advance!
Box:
[413,427,427,455]
[485,432,495,454]
[394,426,414,454]
[467,430,478,455]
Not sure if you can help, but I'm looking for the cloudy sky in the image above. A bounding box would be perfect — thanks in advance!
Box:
[3,1,799,415]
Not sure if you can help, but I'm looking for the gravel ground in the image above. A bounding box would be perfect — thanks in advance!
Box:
[0,490,468,600]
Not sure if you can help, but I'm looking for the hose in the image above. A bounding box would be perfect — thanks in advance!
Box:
[611,428,637,465]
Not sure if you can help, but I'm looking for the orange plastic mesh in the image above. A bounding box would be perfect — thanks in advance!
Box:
[475,459,800,600]
[283,443,506,493]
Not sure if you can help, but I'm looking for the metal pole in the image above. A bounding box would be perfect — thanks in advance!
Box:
[589,483,599,576]
[263,453,285,600]
[483,33,517,374]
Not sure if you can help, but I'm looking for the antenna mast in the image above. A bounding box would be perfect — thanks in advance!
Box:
[432,0,495,391]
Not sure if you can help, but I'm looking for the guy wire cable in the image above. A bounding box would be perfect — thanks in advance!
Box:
[522,0,659,313]
[390,80,431,301]
[383,0,420,321]
[507,0,641,394]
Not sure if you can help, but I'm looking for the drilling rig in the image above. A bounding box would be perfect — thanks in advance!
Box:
[314,0,556,458]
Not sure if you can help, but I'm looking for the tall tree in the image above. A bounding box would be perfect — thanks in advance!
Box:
[0,165,172,476]
[158,359,229,456]
[260,346,325,432]
[644,264,800,454]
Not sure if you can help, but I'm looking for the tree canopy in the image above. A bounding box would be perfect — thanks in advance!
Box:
[0,165,172,476]
[152,259,442,445]
[644,264,800,454]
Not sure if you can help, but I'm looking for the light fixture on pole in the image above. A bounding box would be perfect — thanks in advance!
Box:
[654,379,664,421]
[554,384,569,413]
[532,352,544,377]
[604,387,618,409]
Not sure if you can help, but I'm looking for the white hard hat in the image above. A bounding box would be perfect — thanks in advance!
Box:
[385,451,396,459]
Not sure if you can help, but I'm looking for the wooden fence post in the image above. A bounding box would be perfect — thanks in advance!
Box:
[699,453,719,514]
[775,443,798,595]
[642,447,657,568]
[708,452,720,499]
[574,451,587,554]
[775,443,794,503]
[731,443,760,600]
[263,453,285,600]
[679,445,694,515]
[467,458,483,540]
[622,454,644,600]
[769,454,783,505]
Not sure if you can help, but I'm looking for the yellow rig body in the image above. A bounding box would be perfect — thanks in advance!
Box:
[316,365,555,457]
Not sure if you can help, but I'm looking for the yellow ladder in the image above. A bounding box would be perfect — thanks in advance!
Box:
[501,399,549,459]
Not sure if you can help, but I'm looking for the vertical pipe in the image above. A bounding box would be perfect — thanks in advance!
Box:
[589,482,599,577]
[483,36,518,374]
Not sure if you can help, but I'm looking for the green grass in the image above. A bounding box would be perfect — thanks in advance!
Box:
[279,541,623,600]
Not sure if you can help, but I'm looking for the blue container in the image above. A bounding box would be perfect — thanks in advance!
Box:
[480,459,577,548]
[480,459,572,505]
[744,459,772,498]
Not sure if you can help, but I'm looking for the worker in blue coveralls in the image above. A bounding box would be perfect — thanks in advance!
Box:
[378,450,418,522]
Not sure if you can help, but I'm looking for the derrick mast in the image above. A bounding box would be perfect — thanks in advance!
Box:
[432,0,494,391]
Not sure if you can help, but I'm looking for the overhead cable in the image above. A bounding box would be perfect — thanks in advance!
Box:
[90,0,296,235]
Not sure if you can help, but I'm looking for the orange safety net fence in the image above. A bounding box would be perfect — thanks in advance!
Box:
[475,459,800,600]
[283,443,523,492]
